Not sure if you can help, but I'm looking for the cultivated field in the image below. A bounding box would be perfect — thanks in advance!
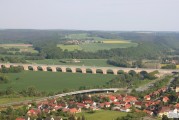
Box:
[0,71,115,92]
[59,33,138,52]
[65,33,103,41]
[102,40,131,44]
[177,65,179,69]
[0,71,154,92]
[57,41,137,52]
[0,43,38,53]
[77,110,127,120]
[0,96,39,105]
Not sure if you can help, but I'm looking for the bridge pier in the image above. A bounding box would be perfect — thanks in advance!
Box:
[61,67,66,73]
[32,66,38,71]
[81,68,86,74]
[91,68,96,74]
[102,69,107,74]
[71,68,76,73]
[41,66,47,71]
[51,67,57,72]
[23,65,29,70]
[113,69,118,75]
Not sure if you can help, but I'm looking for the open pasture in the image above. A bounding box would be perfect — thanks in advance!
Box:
[57,41,137,52]
[0,71,115,92]
[65,33,103,41]
[77,110,127,120]
[102,40,131,44]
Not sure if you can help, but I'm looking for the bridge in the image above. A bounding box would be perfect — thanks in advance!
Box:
[0,63,177,75]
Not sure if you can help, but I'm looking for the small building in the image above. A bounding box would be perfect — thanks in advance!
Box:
[144,95,151,101]
[134,102,142,109]
[163,96,169,103]
[158,107,171,117]
[176,86,179,92]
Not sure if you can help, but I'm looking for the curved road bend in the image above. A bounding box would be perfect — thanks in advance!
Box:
[0,88,123,108]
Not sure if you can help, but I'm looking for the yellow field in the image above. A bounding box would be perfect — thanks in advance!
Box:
[0,44,32,47]
[177,65,179,69]
[161,64,179,69]
[102,40,131,44]
[0,43,37,53]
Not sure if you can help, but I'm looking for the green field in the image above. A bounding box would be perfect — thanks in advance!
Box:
[0,96,39,105]
[58,42,137,52]
[28,59,114,67]
[58,34,138,52]
[102,40,131,43]
[0,71,115,92]
[65,33,103,41]
[77,110,127,120]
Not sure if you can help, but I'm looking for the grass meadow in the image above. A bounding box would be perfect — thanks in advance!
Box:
[102,40,131,43]
[57,42,137,52]
[77,110,127,120]
[0,96,39,105]
[0,71,115,92]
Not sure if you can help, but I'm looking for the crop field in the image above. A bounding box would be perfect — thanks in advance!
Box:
[102,40,131,44]
[57,44,82,51]
[177,65,179,69]
[0,96,39,105]
[0,71,115,92]
[77,110,127,120]
[161,64,179,69]
[57,41,137,52]
[28,59,114,67]
[0,43,38,53]
[65,33,103,41]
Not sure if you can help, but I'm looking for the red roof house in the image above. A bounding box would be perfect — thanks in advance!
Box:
[163,96,169,103]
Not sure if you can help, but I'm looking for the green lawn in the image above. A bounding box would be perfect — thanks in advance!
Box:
[0,96,39,105]
[28,59,114,67]
[65,33,103,41]
[77,110,127,120]
[132,79,151,88]
[0,71,115,92]
[80,43,137,52]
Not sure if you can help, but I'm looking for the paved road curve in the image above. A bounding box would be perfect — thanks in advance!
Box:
[0,88,120,108]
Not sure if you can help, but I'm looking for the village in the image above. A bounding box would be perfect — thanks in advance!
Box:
[15,82,179,120]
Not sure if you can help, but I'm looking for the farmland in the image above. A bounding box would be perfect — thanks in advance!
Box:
[0,71,115,92]
[65,33,103,41]
[57,40,137,52]
[102,40,131,44]
[77,110,127,120]
[0,96,39,105]
[59,33,137,52]
[0,43,38,53]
